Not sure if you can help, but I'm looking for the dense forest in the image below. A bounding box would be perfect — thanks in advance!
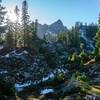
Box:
[0,0,100,100]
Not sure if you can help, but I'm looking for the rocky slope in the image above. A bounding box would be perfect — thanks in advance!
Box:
[0,43,100,99]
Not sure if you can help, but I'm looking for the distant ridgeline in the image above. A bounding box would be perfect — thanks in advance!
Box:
[37,21,98,51]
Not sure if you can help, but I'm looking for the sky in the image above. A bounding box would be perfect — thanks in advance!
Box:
[2,0,100,28]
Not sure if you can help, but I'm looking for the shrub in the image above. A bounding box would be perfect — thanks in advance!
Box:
[0,78,15,100]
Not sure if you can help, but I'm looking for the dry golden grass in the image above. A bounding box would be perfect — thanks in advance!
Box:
[88,85,100,96]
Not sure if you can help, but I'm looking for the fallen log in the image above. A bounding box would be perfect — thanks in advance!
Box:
[84,58,95,66]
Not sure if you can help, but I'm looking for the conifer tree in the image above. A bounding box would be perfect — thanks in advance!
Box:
[22,0,30,47]
[14,5,20,47]
[34,19,38,34]
[95,14,100,55]
[0,0,6,44]
[71,26,80,49]
[30,19,38,39]
[6,18,14,48]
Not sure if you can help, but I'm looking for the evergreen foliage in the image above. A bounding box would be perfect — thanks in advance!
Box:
[94,14,100,60]
[0,1,6,44]
[0,78,15,100]
[22,0,30,47]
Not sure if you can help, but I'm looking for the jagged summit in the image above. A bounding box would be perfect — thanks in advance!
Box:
[51,19,63,26]
[37,19,67,38]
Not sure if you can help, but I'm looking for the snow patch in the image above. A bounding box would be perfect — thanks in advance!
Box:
[2,50,28,58]
[5,54,10,58]
[0,45,3,50]
[15,81,32,92]
[42,73,54,81]
[0,70,8,74]
[40,88,54,95]
[80,29,95,51]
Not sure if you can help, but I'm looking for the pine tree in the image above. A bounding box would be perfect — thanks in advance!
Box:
[71,26,80,49]
[34,19,38,34]
[14,5,20,47]
[95,14,100,55]
[30,19,38,39]
[14,6,19,22]
[0,1,6,44]
[6,18,14,48]
[22,0,30,47]
[57,32,69,48]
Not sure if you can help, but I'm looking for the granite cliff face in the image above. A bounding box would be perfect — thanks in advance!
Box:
[37,20,67,38]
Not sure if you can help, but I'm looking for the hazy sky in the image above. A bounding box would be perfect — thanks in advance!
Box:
[2,0,100,28]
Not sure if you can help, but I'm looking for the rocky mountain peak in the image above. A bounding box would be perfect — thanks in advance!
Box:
[37,20,67,38]
[51,19,63,26]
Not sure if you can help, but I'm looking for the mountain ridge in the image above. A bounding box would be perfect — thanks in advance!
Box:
[37,19,68,38]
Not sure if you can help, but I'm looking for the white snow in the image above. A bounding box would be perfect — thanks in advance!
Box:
[0,45,3,50]
[11,50,28,56]
[42,73,54,81]
[23,50,28,54]
[15,81,32,92]
[40,89,54,95]
[90,42,95,50]
[84,94,96,100]
[80,29,95,50]
[5,54,10,58]
[1,50,28,58]
[57,68,66,74]
[0,70,8,74]
[80,30,87,41]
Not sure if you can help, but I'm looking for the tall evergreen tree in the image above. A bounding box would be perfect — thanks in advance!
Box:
[0,1,6,44]
[30,20,38,39]
[95,14,100,55]
[6,18,14,48]
[69,26,80,49]
[34,19,38,34]
[22,0,30,47]
[74,25,80,49]
[14,5,20,47]
[57,32,69,48]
